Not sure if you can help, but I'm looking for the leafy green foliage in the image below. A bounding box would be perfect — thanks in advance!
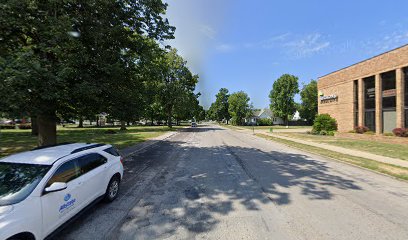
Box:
[212,88,231,123]
[257,118,273,126]
[155,49,199,127]
[299,80,318,124]
[228,91,252,126]
[312,114,338,133]
[0,0,183,145]
[269,74,299,124]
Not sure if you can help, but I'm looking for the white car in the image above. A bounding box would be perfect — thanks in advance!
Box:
[0,143,124,240]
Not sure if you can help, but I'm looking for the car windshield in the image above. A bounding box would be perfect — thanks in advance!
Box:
[0,162,50,206]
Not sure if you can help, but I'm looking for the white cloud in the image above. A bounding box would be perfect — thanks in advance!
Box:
[200,25,216,39]
[215,32,330,58]
[243,33,290,49]
[216,44,234,52]
[362,30,408,54]
[377,31,408,50]
[284,33,330,58]
[260,33,291,49]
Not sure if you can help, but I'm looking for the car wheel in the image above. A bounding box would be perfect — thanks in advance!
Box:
[104,175,120,202]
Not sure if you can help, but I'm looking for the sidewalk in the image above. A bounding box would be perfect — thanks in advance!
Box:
[230,126,408,169]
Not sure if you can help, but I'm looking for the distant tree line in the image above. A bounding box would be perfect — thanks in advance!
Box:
[207,88,253,126]
[269,75,317,125]
[0,0,205,146]
[207,75,317,126]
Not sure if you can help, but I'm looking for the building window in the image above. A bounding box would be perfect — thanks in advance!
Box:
[405,67,408,108]
[381,70,396,110]
[353,80,358,127]
[365,111,375,132]
[364,76,375,110]
[364,76,375,131]
[381,70,397,132]
[405,110,408,129]
[404,67,408,127]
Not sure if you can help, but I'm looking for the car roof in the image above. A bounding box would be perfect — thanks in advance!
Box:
[0,143,108,165]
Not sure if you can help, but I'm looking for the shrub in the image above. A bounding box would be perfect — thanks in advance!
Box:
[320,130,328,135]
[354,126,369,134]
[384,133,394,137]
[392,128,408,137]
[310,129,320,135]
[257,118,272,126]
[364,131,375,135]
[312,114,338,133]
[18,123,32,129]
[327,131,335,136]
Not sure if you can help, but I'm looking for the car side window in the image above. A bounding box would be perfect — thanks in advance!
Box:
[77,153,107,175]
[103,147,121,157]
[46,160,80,187]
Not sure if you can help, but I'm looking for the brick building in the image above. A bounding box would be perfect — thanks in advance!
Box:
[318,44,408,134]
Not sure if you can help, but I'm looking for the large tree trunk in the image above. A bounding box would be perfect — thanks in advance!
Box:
[120,121,127,130]
[37,114,57,146]
[31,115,38,136]
[78,116,84,128]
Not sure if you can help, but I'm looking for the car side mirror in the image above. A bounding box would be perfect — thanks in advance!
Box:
[45,182,67,193]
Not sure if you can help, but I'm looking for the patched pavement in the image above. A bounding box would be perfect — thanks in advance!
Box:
[56,125,408,240]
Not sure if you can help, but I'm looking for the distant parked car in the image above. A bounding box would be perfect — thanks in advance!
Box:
[191,122,197,127]
[0,143,124,240]
[0,120,13,124]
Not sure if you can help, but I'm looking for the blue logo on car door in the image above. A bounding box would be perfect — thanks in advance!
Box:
[64,193,71,201]
[60,193,76,213]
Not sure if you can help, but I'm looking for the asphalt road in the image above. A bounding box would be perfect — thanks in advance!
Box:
[56,125,408,240]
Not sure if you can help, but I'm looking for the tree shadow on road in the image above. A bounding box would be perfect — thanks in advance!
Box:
[117,131,363,239]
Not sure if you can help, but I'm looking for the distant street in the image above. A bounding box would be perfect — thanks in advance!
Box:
[56,125,408,240]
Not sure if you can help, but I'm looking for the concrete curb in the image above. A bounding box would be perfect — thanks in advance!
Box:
[220,124,408,182]
[120,129,182,158]
[221,124,408,168]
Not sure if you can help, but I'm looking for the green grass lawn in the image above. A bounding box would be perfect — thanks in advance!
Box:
[278,133,408,161]
[256,133,408,181]
[240,125,312,130]
[220,124,312,130]
[0,125,182,158]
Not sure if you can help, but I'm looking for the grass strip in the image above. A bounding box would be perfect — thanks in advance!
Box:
[255,133,408,181]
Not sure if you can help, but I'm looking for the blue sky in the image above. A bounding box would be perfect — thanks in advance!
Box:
[165,0,408,109]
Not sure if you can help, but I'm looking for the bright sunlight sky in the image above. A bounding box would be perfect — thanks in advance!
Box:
[165,0,408,108]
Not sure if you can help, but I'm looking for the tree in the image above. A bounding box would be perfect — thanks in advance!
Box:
[269,74,299,126]
[228,91,252,126]
[0,0,175,146]
[195,105,206,122]
[156,49,198,128]
[213,88,231,123]
[207,102,217,121]
[299,80,318,124]
[173,92,200,125]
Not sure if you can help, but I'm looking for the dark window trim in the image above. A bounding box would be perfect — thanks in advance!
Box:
[43,159,80,193]
[76,153,107,176]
